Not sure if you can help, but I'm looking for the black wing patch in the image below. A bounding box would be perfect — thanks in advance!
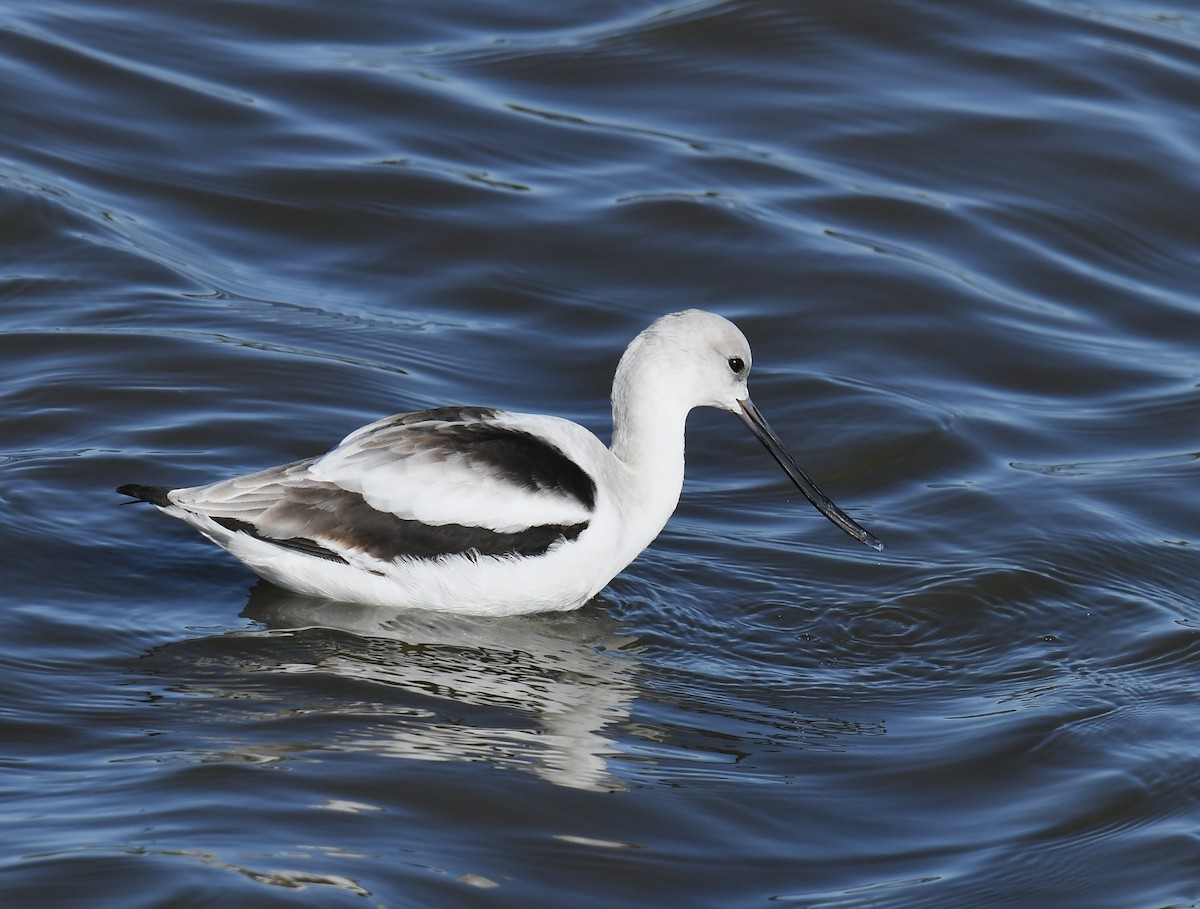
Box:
[363,407,597,512]
[212,516,352,564]
[215,485,588,563]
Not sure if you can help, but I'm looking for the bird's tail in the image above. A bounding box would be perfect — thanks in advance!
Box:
[116,484,174,507]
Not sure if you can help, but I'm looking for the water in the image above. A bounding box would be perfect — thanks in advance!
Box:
[3,0,1200,905]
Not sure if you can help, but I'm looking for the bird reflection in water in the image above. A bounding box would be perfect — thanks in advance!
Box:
[143,582,642,792]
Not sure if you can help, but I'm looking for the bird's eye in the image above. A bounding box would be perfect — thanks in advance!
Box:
[727,356,746,375]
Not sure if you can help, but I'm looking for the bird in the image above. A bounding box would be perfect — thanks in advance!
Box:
[118,309,882,615]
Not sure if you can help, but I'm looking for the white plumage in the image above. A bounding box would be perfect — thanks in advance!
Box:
[119,310,881,615]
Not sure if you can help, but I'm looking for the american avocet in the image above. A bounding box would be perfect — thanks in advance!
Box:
[118,310,882,615]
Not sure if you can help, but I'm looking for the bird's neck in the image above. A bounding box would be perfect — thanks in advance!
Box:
[609,369,689,534]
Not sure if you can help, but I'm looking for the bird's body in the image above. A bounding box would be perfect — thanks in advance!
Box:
[119,310,881,615]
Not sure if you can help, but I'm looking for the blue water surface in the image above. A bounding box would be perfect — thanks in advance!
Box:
[3,1,1200,906]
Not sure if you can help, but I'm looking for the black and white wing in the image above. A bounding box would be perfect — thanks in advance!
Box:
[162,406,599,565]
